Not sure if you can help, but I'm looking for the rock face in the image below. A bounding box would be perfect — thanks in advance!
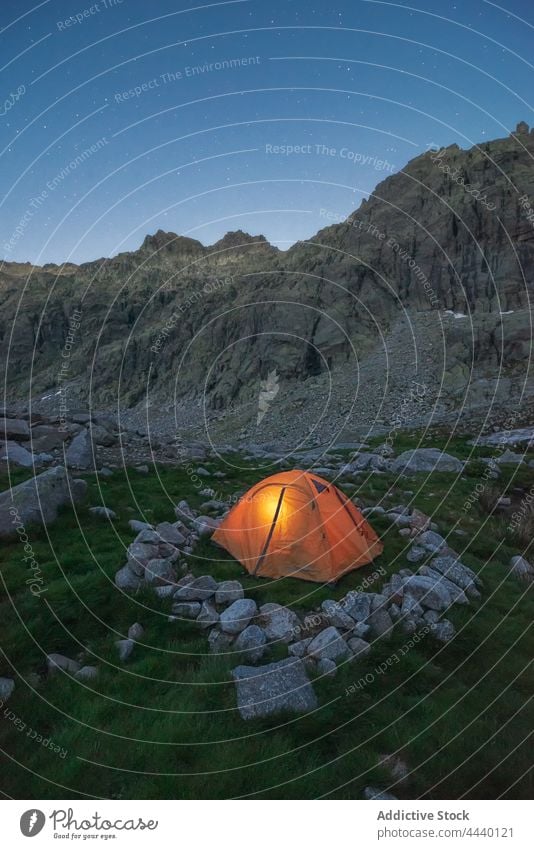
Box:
[0,466,87,540]
[3,128,534,443]
[232,658,318,719]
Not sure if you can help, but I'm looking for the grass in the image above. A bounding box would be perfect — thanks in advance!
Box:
[0,435,533,799]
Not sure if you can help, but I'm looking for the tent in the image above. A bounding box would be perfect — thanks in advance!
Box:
[212,470,383,583]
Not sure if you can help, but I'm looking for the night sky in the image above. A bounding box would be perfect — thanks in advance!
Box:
[1,0,533,264]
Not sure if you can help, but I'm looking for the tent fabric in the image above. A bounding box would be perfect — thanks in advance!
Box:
[212,470,383,583]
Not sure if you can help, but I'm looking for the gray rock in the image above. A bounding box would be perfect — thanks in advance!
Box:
[341,591,372,623]
[317,657,337,677]
[129,519,154,533]
[430,620,456,642]
[173,575,218,602]
[144,558,177,587]
[232,658,317,719]
[215,580,244,605]
[392,448,463,475]
[347,637,372,658]
[0,465,86,540]
[135,528,162,545]
[0,677,15,701]
[496,449,524,465]
[0,440,35,467]
[194,515,221,537]
[128,623,144,640]
[259,603,300,642]
[154,585,176,598]
[321,599,357,630]
[135,464,149,474]
[418,530,448,553]
[197,600,219,629]
[171,602,201,618]
[65,429,94,469]
[288,638,312,658]
[406,545,427,563]
[429,555,481,597]
[196,467,211,476]
[401,575,453,611]
[208,629,234,654]
[400,593,424,619]
[234,625,267,662]
[307,626,350,662]
[0,417,30,440]
[74,666,99,682]
[115,565,143,592]
[419,566,470,604]
[89,506,116,520]
[155,522,186,547]
[509,556,534,584]
[366,608,394,639]
[46,653,81,675]
[423,610,440,624]
[127,541,159,574]
[220,598,258,634]
[116,639,135,661]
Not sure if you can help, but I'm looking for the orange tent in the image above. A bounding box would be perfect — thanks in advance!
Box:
[212,470,383,583]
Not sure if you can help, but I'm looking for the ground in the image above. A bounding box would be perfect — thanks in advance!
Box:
[0,431,532,800]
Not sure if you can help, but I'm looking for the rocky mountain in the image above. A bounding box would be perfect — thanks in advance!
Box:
[1,123,534,448]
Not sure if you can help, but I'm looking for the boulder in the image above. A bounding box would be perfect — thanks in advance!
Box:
[0,417,30,440]
[127,541,159,574]
[0,441,36,467]
[366,607,394,639]
[406,545,427,563]
[341,591,372,623]
[418,530,448,553]
[74,666,99,682]
[429,555,481,598]
[171,602,201,618]
[155,522,186,548]
[317,657,337,677]
[128,623,144,640]
[215,580,244,605]
[174,575,218,602]
[197,600,219,629]
[90,424,116,447]
[392,448,463,475]
[232,658,317,719]
[509,556,534,584]
[115,565,143,592]
[321,599,357,630]
[234,625,267,663]
[347,637,372,658]
[430,620,455,642]
[65,429,94,469]
[307,626,350,662]
[419,566,470,604]
[401,575,452,611]
[194,515,221,537]
[259,603,300,642]
[0,677,15,701]
[288,638,312,658]
[0,466,87,540]
[116,639,135,662]
[144,558,177,586]
[496,449,524,465]
[129,520,154,533]
[46,653,81,675]
[89,506,116,520]
[220,598,258,635]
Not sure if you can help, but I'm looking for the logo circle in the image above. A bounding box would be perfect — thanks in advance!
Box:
[20,810,46,837]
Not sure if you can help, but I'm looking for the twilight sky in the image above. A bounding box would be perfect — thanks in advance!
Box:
[1,0,533,264]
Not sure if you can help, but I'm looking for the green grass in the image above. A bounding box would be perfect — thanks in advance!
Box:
[0,445,533,800]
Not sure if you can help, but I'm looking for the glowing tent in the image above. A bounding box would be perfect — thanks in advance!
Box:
[212,470,383,583]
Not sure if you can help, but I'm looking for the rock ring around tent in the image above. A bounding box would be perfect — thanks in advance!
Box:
[212,470,383,583]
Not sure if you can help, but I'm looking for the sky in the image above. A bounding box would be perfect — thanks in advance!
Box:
[1,0,533,264]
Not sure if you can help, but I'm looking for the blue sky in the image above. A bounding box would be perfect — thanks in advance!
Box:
[1,0,533,264]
